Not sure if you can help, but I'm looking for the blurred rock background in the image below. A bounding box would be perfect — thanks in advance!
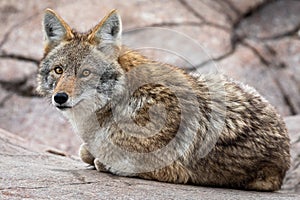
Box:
[0,0,299,195]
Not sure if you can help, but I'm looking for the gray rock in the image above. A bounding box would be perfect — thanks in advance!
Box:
[0,94,80,155]
[0,1,299,198]
[236,0,300,40]
[0,128,298,200]
[283,116,300,194]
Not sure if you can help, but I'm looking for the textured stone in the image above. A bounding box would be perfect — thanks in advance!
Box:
[0,59,38,97]
[183,0,237,28]
[236,0,300,39]
[283,116,300,194]
[228,0,266,14]
[0,59,36,83]
[0,0,74,58]
[240,37,300,115]
[123,24,232,69]
[0,2,299,197]
[0,85,9,104]
[272,38,300,83]
[0,95,80,155]
[51,0,200,31]
[0,128,299,200]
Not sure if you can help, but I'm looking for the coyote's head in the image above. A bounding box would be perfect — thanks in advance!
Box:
[37,9,125,114]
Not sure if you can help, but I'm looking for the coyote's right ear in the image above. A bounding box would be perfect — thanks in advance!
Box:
[43,9,74,53]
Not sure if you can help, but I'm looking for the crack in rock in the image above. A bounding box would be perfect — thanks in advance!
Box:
[258,24,300,41]
[279,77,300,115]
[240,41,271,66]
[146,21,204,27]
[201,0,238,24]
[0,51,39,65]
[0,11,40,50]
[240,41,299,115]
[0,93,12,108]
[275,79,298,116]
[0,79,39,97]
[193,46,236,69]
[234,0,300,41]
[178,0,206,21]
[222,0,242,16]
[177,0,231,32]
[233,0,276,29]
[0,181,101,192]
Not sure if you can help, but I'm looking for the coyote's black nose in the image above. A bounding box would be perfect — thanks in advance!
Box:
[54,92,68,105]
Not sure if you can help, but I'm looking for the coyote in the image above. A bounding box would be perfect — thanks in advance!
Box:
[37,9,290,191]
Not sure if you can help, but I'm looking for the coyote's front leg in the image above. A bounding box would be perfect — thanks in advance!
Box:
[79,143,107,172]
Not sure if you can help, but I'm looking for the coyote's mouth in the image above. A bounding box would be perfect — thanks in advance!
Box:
[56,105,72,110]
[55,99,83,111]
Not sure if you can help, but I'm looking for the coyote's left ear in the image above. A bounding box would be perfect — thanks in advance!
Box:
[88,10,122,59]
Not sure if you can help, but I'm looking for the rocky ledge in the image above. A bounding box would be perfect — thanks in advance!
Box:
[0,0,300,199]
[0,116,299,199]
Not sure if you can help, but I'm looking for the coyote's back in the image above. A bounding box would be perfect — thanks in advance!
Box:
[37,9,290,191]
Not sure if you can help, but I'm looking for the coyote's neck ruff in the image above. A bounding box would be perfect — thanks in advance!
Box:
[37,9,290,191]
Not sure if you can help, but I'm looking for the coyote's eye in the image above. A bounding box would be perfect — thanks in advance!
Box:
[54,66,63,74]
[82,69,91,77]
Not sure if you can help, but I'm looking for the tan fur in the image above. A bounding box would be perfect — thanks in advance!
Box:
[118,48,152,71]
[53,75,76,96]
[37,9,291,191]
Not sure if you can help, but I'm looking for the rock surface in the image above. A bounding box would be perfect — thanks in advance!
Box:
[0,0,300,198]
[283,116,300,194]
[1,0,300,154]
[0,125,299,200]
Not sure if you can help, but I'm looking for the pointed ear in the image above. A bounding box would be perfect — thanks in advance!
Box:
[43,9,74,52]
[88,10,122,59]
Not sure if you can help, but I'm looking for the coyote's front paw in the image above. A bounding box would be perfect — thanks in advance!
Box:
[94,158,108,172]
[79,143,95,165]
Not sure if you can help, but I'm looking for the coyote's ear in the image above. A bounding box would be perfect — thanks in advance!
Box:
[88,10,122,59]
[43,9,73,53]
